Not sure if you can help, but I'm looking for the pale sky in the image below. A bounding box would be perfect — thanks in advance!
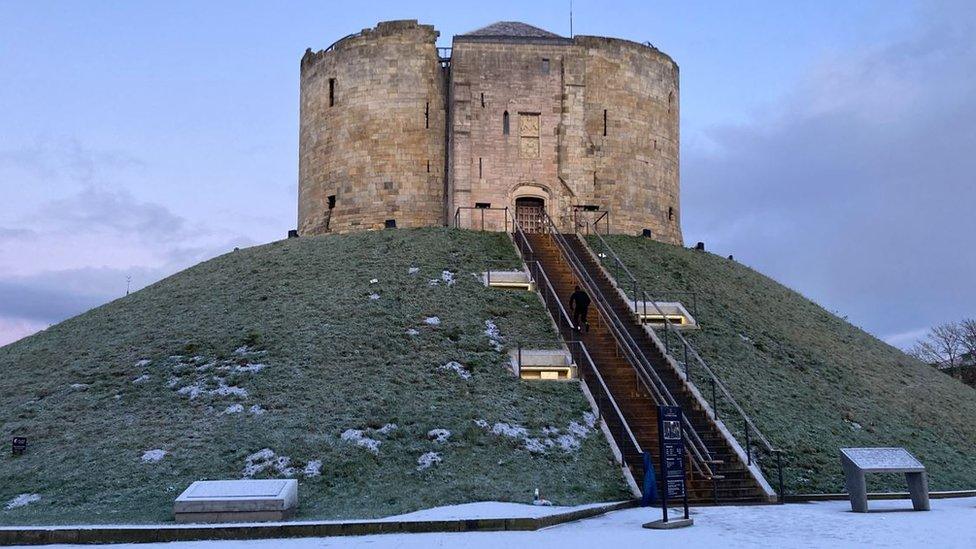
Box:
[1,0,973,348]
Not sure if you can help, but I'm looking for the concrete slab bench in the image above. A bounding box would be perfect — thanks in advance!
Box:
[174,479,298,523]
[840,448,929,512]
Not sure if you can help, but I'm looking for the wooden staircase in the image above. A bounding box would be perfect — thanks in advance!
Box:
[525,232,770,504]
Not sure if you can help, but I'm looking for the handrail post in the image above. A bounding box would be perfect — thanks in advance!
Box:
[481,208,485,231]
[517,343,522,377]
[684,343,689,379]
[711,378,717,419]
[776,451,785,503]
[745,419,751,466]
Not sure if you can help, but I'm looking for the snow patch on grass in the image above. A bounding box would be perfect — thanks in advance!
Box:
[141,449,167,463]
[340,429,382,454]
[134,359,151,368]
[405,328,420,336]
[417,452,442,471]
[223,404,244,414]
[249,404,266,415]
[484,319,504,352]
[132,374,150,384]
[5,493,40,510]
[242,448,295,478]
[424,316,441,326]
[441,270,456,286]
[439,361,471,380]
[427,429,451,443]
[491,422,528,438]
[69,383,89,390]
[303,460,322,478]
[377,423,398,435]
[480,415,595,454]
[408,266,420,275]
[368,293,381,301]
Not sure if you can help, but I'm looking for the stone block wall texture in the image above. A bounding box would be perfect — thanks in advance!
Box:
[298,20,447,235]
[298,21,682,245]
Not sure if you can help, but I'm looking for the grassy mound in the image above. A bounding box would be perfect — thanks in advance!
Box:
[589,235,976,494]
[0,228,630,525]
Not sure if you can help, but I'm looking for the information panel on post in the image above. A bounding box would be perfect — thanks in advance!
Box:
[658,405,689,521]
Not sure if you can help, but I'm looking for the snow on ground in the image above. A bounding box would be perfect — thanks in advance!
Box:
[416,451,442,471]
[376,423,398,435]
[405,328,420,336]
[427,429,451,443]
[248,405,265,415]
[29,497,976,548]
[408,266,420,275]
[441,270,456,286]
[241,449,295,478]
[439,361,471,380]
[340,429,382,454]
[302,460,322,478]
[424,316,441,326]
[484,320,503,352]
[140,450,166,463]
[480,415,594,454]
[368,293,381,300]
[134,359,151,368]
[4,493,40,510]
[131,375,150,384]
[69,383,89,390]
[223,404,244,415]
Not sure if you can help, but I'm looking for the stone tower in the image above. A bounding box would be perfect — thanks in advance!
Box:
[298,20,682,245]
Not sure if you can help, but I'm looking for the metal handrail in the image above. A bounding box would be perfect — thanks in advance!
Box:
[454,206,510,232]
[587,229,786,499]
[537,212,718,480]
[590,231,779,454]
[507,213,644,473]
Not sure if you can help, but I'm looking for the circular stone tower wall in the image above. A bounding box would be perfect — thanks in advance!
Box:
[298,21,446,235]
[578,36,681,244]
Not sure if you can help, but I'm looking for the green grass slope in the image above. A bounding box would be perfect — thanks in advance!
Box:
[589,235,976,494]
[0,228,630,525]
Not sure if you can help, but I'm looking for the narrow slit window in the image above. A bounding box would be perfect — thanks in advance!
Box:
[668,91,674,114]
[328,78,335,107]
[480,93,485,108]
[542,58,550,74]
[425,102,429,128]
[478,157,483,178]
[327,195,336,209]
[503,111,510,135]
[427,160,430,173]
[668,206,674,221]
[603,109,607,136]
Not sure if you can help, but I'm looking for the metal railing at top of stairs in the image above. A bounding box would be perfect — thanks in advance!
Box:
[504,213,644,475]
[586,228,785,499]
[532,212,720,483]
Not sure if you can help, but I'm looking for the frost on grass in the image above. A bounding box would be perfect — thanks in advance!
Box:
[427,429,451,443]
[134,359,151,368]
[5,494,40,510]
[141,449,167,463]
[416,452,442,471]
[340,429,382,455]
[249,404,266,415]
[473,419,489,429]
[484,320,504,352]
[223,404,244,415]
[303,460,322,478]
[491,422,528,438]
[405,328,420,336]
[424,316,441,326]
[368,293,381,301]
[69,383,89,390]
[242,449,295,478]
[439,361,471,380]
[132,374,150,384]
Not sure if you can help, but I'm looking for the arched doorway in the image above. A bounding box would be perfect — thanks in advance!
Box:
[515,196,545,233]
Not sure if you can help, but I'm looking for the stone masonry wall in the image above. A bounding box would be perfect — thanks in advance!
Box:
[577,36,681,243]
[298,21,446,235]
[299,21,682,245]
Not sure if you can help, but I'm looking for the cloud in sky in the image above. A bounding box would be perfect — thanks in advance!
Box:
[683,4,976,346]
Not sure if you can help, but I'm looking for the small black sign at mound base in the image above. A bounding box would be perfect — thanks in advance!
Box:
[643,517,694,530]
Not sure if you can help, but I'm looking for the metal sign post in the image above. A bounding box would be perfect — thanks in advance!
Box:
[643,406,694,529]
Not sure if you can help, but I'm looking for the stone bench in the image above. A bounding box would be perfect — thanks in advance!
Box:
[840,448,929,512]
[174,479,298,523]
